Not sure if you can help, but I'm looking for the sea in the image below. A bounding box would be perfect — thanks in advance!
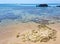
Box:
[0,4,60,25]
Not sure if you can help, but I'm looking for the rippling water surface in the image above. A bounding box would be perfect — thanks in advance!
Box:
[0,4,60,25]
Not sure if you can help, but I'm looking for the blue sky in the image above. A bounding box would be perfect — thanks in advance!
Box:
[0,0,60,4]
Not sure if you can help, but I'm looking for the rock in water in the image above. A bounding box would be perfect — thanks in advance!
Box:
[20,24,57,42]
[36,4,48,7]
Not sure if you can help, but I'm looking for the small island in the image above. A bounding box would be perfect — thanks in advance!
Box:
[36,4,48,7]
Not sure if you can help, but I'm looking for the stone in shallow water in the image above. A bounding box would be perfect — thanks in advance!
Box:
[20,24,57,43]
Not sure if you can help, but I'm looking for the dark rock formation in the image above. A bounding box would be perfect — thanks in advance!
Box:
[36,4,48,7]
[56,6,60,7]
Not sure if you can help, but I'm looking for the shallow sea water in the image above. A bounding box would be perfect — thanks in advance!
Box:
[0,4,60,44]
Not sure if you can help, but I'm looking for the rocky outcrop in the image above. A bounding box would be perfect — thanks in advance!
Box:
[56,6,60,7]
[36,4,48,7]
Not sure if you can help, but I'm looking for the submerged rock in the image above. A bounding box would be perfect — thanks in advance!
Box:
[20,24,57,42]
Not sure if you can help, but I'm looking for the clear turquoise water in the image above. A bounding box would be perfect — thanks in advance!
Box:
[0,4,60,23]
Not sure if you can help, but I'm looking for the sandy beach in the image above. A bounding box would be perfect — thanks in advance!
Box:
[0,22,60,44]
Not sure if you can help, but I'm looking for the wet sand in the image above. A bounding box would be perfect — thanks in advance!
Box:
[0,22,60,44]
